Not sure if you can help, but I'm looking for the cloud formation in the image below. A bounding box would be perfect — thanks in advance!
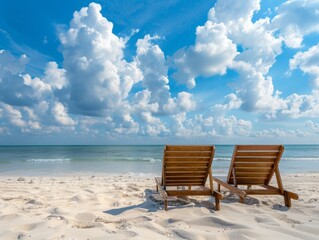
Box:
[59,2,142,117]
[290,44,319,88]
[172,20,237,88]
[205,0,319,122]
[1,1,319,143]
[210,0,282,74]
[272,0,319,48]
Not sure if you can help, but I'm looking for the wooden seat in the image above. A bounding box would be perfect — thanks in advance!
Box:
[213,145,298,208]
[155,145,222,211]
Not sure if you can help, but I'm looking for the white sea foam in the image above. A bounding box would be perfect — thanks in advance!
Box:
[142,157,161,162]
[114,157,161,162]
[283,157,319,161]
[215,157,319,161]
[215,157,231,161]
[27,158,71,162]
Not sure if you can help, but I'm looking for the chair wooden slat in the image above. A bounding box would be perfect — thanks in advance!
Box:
[235,167,272,172]
[167,189,212,196]
[165,182,206,186]
[235,157,276,162]
[165,151,212,157]
[235,151,279,157]
[165,170,208,176]
[166,177,206,181]
[235,172,269,178]
[165,163,209,167]
[234,162,274,168]
[237,145,281,151]
[165,157,210,162]
[231,178,266,184]
[165,146,213,151]
[165,172,206,177]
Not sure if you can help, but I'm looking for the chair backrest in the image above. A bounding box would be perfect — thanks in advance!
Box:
[227,145,284,186]
[162,145,215,187]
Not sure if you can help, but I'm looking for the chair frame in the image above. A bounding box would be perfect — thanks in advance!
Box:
[213,145,298,208]
[155,145,222,211]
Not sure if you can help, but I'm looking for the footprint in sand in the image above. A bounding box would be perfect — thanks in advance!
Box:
[307,198,318,203]
[127,186,139,191]
[84,189,95,194]
[71,212,103,229]
[0,213,20,221]
[46,215,67,222]
[19,221,46,231]
[75,212,96,222]
[70,191,98,203]
[26,199,43,206]
[17,233,28,240]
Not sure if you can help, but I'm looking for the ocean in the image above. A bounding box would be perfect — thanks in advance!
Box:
[1,145,319,176]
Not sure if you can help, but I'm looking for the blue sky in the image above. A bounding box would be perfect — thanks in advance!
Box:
[1,0,319,145]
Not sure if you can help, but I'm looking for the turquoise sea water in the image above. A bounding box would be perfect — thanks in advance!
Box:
[0,145,319,176]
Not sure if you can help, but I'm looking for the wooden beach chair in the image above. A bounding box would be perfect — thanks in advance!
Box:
[155,145,223,211]
[213,145,299,208]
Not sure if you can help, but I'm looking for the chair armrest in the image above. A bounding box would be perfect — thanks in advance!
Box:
[284,190,299,200]
[155,177,168,198]
[213,177,246,199]
[213,190,223,200]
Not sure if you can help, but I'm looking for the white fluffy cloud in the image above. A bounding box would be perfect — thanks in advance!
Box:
[133,34,196,136]
[171,112,252,138]
[172,20,237,88]
[214,93,243,111]
[210,0,282,74]
[278,91,319,118]
[254,128,310,138]
[225,58,319,119]
[172,0,284,119]
[231,61,284,114]
[135,35,196,114]
[59,2,142,116]
[135,35,171,110]
[272,0,319,48]
[305,120,319,134]
[0,103,26,128]
[263,45,319,119]
[44,62,68,90]
[0,49,29,75]
[208,0,319,121]
[290,44,319,88]
[210,0,260,24]
[52,102,76,126]
[0,49,77,134]
[0,50,35,106]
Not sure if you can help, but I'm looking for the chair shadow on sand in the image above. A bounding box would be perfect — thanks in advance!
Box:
[103,189,157,215]
[219,191,291,212]
[102,189,289,216]
[103,188,219,216]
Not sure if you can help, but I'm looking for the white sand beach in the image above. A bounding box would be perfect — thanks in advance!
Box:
[0,173,318,240]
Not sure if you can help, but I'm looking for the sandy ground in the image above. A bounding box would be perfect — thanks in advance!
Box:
[0,173,318,240]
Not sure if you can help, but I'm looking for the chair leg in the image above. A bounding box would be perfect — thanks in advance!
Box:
[164,199,168,211]
[213,191,222,211]
[239,197,245,204]
[215,198,220,211]
[218,183,221,192]
[284,191,292,207]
